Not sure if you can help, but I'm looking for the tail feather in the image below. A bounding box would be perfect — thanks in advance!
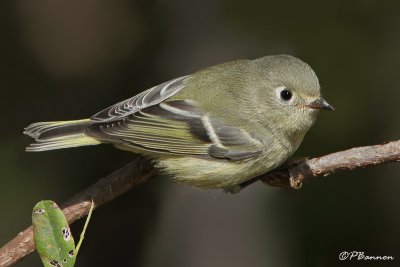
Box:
[24,119,101,152]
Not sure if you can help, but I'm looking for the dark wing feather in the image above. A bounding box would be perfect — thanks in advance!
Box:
[208,145,262,160]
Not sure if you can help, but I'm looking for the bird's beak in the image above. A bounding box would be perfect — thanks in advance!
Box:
[306,98,334,110]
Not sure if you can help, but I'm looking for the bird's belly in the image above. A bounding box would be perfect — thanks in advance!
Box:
[154,152,285,190]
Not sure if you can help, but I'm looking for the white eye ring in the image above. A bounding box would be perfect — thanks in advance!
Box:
[275,86,294,102]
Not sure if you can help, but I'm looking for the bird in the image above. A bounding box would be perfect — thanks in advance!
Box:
[24,55,333,192]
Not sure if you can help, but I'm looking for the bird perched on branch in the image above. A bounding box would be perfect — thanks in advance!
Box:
[24,55,333,192]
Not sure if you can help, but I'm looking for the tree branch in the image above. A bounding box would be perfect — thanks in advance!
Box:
[1,140,399,266]
[256,140,400,188]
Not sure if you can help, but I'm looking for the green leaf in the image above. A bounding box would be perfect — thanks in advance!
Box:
[32,200,76,267]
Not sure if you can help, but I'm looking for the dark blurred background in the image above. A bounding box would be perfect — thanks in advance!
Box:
[1,0,399,266]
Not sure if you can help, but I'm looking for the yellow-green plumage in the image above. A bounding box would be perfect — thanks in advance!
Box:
[24,55,333,191]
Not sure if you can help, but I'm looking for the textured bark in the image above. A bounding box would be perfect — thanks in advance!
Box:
[1,140,399,267]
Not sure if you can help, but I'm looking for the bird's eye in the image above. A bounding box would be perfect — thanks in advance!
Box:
[280,89,292,101]
[275,86,294,103]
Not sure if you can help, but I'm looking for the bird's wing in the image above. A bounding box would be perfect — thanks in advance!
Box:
[87,78,264,160]
[91,76,188,122]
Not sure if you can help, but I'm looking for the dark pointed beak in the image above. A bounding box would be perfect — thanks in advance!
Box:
[306,98,334,110]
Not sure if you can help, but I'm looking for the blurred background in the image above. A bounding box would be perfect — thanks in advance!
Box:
[1,0,399,266]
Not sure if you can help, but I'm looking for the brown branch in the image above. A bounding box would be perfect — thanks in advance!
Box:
[1,140,399,266]
[256,140,400,189]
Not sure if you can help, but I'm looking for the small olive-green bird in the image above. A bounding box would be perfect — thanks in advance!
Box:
[24,55,333,191]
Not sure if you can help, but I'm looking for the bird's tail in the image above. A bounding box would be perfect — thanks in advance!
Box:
[24,119,101,152]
